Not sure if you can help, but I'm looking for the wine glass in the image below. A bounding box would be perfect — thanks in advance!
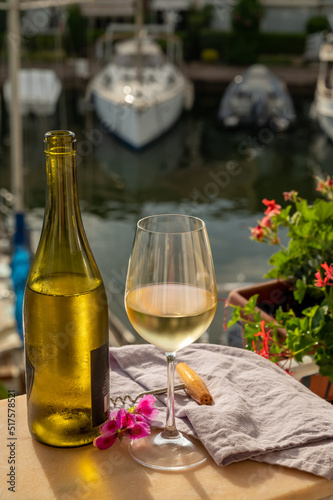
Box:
[124,214,217,471]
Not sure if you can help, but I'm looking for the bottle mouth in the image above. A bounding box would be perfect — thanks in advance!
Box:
[44,130,76,154]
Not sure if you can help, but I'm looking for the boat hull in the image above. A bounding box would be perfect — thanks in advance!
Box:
[217,64,295,132]
[92,87,185,149]
[314,92,333,142]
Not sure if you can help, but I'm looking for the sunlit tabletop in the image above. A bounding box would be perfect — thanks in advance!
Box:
[1,395,333,500]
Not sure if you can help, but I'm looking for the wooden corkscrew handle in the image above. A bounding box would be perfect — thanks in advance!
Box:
[176,363,213,405]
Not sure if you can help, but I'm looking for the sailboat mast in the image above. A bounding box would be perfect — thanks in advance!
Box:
[135,0,143,83]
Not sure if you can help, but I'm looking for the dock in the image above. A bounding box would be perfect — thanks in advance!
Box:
[184,61,319,96]
[0,59,320,96]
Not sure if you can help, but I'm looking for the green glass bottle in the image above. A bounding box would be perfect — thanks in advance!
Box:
[23,130,110,447]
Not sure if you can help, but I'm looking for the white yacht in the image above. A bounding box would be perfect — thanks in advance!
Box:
[88,23,192,149]
[311,34,333,142]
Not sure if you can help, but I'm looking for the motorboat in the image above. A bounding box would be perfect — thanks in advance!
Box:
[87,23,192,149]
[217,64,296,132]
[3,68,62,117]
[311,34,333,142]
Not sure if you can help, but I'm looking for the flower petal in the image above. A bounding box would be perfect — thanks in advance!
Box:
[135,395,159,423]
[100,419,118,434]
[93,432,117,450]
[126,418,151,440]
[115,408,136,430]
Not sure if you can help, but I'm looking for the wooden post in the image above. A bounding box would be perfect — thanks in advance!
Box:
[8,0,24,213]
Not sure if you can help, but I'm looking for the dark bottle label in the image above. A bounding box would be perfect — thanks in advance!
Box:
[25,350,35,402]
[91,342,110,428]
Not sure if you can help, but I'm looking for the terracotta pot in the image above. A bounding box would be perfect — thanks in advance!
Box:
[227,279,292,342]
[227,279,333,402]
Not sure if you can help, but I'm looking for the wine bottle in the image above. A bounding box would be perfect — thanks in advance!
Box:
[23,130,110,447]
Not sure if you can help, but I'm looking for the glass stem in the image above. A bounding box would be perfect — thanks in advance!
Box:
[162,352,179,439]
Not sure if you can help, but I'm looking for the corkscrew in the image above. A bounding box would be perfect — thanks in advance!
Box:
[110,383,185,406]
[110,363,213,407]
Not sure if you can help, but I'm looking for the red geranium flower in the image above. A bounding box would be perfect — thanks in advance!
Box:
[262,199,281,216]
[315,262,333,287]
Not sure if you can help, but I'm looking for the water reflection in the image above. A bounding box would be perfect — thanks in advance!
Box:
[1,90,333,344]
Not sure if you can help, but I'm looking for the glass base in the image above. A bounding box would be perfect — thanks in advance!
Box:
[128,427,207,471]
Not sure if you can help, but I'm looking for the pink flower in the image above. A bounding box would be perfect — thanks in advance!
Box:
[93,432,117,450]
[261,215,272,228]
[133,394,159,424]
[315,176,333,199]
[316,176,333,191]
[125,414,151,439]
[251,224,264,241]
[93,396,158,451]
[282,190,297,201]
[262,198,281,216]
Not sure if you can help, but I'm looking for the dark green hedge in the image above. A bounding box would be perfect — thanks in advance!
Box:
[14,26,307,63]
[258,33,306,55]
[306,15,330,34]
[181,29,307,61]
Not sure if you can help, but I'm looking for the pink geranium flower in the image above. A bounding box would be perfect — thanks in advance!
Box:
[261,215,272,228]
[282,190,297,201]
[93,395,158,451]
[133,394,159,423]
[251,224,264,241]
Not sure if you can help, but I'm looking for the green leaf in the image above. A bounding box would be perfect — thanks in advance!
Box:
[314,198,333,222]
[295,200,315,221]
[294,279,307,303]
[243,294,259,314]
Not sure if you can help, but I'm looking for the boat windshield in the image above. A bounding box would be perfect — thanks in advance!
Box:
[116,54,163,68]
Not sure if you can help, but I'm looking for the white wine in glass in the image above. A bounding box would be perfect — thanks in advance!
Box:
[125,214,217,471]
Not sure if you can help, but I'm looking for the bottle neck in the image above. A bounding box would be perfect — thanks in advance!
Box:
[43,131,82,246]
[27,131,102,294]
[45,148,79,230]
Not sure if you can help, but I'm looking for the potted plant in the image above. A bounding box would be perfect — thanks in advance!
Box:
[226,175,333,400]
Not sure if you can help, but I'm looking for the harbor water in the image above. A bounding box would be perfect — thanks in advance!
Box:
[1,88,332,345]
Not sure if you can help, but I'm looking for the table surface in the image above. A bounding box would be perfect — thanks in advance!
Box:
[1,395,333,500]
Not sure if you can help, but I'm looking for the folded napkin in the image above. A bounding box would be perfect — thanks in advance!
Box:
[110,343,333,481]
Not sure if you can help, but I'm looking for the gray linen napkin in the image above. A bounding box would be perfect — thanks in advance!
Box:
[109,343,333,481]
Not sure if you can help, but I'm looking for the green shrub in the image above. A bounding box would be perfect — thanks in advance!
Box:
[24,34,60,52]
[186,4,214,31]
[179,29,306,62]
[199,29,231,56]
[258,33,306,55]
[183,4,214,60]
[232,0,264,32]
[65,5,88,56]
[306,15,330,34]
[226,32,261,64]
[200,48,220,63]
[229,0,264,63]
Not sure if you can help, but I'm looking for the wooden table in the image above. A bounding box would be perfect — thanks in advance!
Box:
[1,395,333,500]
